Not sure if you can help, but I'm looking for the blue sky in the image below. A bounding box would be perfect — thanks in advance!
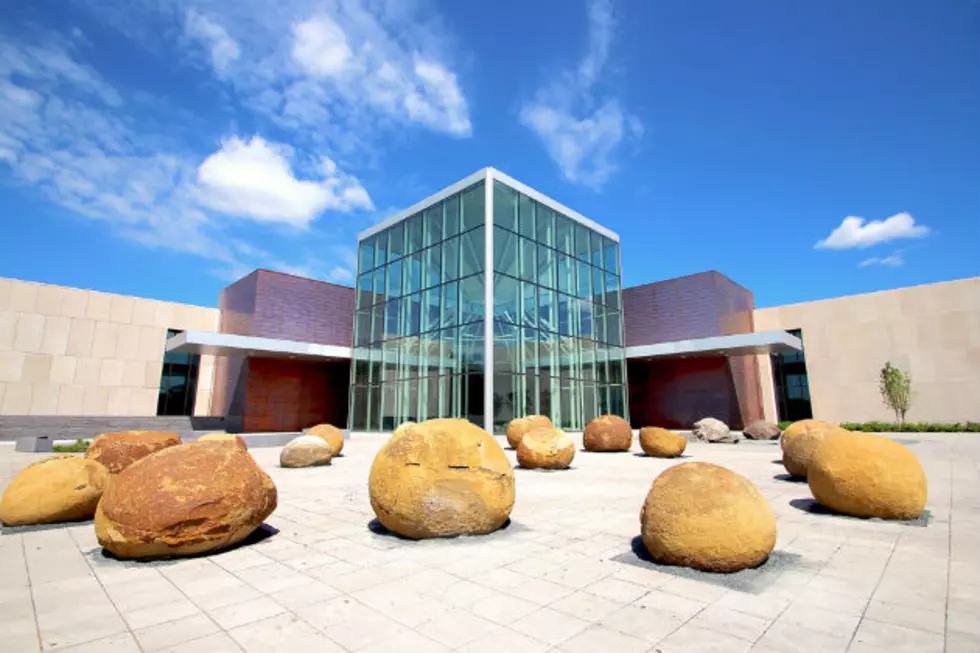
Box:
[1,0,977,309]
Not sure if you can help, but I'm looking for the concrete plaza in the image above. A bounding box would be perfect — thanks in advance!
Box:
[1,431,978,653]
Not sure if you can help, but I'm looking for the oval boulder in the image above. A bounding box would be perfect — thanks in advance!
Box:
[517,428,575,469]
[86,430,181,473]
[506,415,553,449]
[1,455,110,526]
[307,424,344,456]
[583,415,632,452]
[639,427,687,458]
[781,419,847,478]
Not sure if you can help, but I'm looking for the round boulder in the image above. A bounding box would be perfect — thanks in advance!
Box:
[693,417,739,443]
[808,431,927,519]
[95,442,277,558]
[280,435,334,468]
[517,428,575,469]
[640,462,776,573]
[1,455,110,526]
[86,430,181,473]
[307,424,344,456]
[369,418,515,539]
[583,415,632,452]
[196,433,247,450]
[639,427,687,458]
[743,420,781,441]
[781,419,847,478]
[506,415,553,449]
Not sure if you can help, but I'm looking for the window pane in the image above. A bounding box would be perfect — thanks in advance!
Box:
[519,237,536,282]
[537,244,555,288]
[592,266,605,305]
[368,347,382,384]
[590,231,603,269]
[464,373,484,425]
[606,311,623,346]
[385,297,401,338]
[440,327,459,376]
[444,193,460,238]
[518,193,535,238]
[373,267,385,301]
[577,260,591,300]
[461,182,485,232]
[493,181,518,232]
[359,238,375,272]
[493,321,520,375]
[375,232,388,268]
[460,226,485,276]
[594,305,606,343]
[557,254,574,294]
[538,288,556,332]
[441,281,458,328]
[603,237,618,273]
[389,222,405,259]
[355,308,371,346]
[351,386,368,430]
[383,339,399,381]
[605,272,621,309]
[405,252,422,294]
[557,293,572,336]
[424,203,443,247]
[555,214,573,255]
[405,292,421,336]
[536,205,555,246]
[421,287,440,333]
[580,339,596,380]
[493,226,518,277]
[523,327,538,374]
[521,282,537,328]
[493,273,519,324]
[578,299,594,339]
[386,260,402,298]
[442,236,459,279]
[357,274,372,308]
[459,322,484,373]
[459,274,485,325]
[539,330,557,377]
[574,223,590,261]
[492,373,518,430]
[424,245,442,289]
[406,214,423,254]
[371,303,384,343]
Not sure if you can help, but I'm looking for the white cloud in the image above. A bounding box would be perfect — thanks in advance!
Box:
[520,0,640,188]
[196,136,372,227]
[184,9,241,75]
[860,252,905,267]
[815,212,930,249]
[292,15,352,77]
[327,266,354,282]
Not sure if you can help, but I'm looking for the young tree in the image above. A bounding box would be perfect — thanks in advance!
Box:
[879,361,912,425]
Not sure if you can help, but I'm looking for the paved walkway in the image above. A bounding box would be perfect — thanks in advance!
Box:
[1,432,978,652]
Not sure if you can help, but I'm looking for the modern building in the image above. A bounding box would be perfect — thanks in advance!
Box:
[1,168,978,438]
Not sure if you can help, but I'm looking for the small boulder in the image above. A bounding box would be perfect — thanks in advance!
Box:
[583,415,632,452]
[781,419,847,478]
[369,418,515,539]
[1,455,110,526]
[808,431,927,519]
[280,435,334,468]
[693,417,739,443]
[95,442,277,558]
[743,421,781,441]
[517,428,575,469]
[640,462,776,573]
[307,424,344,456]
[196,433,247,450]
[86,430,181,473]
[506,415,553,449]
[639,427,687,458]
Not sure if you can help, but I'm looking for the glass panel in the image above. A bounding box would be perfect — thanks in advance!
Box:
[521,282,537,328]
[603,237,618,273]
[353,350,369,384]
[351,386,368,430]
[442,236,459,279]
[605,272,621,310]
[538,288,556,332]
[444,193,460,239]
[423,245,442,289]
[492,373,518,431]
[557,254,574,295]
[459,322,484,373]
[591,231,603,269]
[371,303,384,344]
[389,222,405,259]
[424,203,443,247]
[357,274,372,308]
[493,321,520,375]
[464,373,484,425]
[386,259,402,298]
[592,266,605,305]
[595,344,608,383]
[539,330,557,377]
[380,384,397,430]
[493,226,518,277]
[405,213,423,254]
[405,292,421,336]
[355,308,371,346]
[440,327,459,376]
[461,182,485,232]
[441,281,458,328]
[519,237,536,282]
[580,339,596,380]
[368,347,382,384]
[608,351,624,384]
[459,274,485,325]
[577,260,591,300]
[518,193,535,238]
[382,340,399,381]
[555,214,573,255]
[358,238,375,272]
[421,287,440,333]
[460,226,485,276]
[574,223,591,261]
[367,385,381,431]
[384,298,401,339]
[375,232,388,268]
[537,244,555,288]
[372,266,385,301]
[493,181,518,232]
[536,205,555,246]
[557,293,571,336]
[578,299,594,339]
[493,273,519,324]
[522,327,538,374]
[606,311,623,346]
[594,305,606,343]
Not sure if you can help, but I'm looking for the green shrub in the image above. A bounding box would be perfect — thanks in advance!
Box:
[839,422,972,433]
[53,439,91,453]
[777,421,794,431]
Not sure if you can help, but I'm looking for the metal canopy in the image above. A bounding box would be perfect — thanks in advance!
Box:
[625,330,802,360]
[166,331,352,361]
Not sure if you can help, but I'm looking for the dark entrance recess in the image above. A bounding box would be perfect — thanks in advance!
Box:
[771,328,812,422]
[157,329,200,416]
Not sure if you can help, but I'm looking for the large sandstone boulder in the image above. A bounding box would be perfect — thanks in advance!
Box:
[307,424,344,456]
[86,431,181,473]
[369,418,515,539]
[280,435,334,468]
[506,415,553,449]
[1,455,110,526]
[808,431,927,519]
[693,417,739,443]
[781,419,847,478]
[639,427,687,458]
[95,441,277,559]
[196,433,247,450]
[583,415,632,452]
[743,421,781,441]
[640,462,776,573]
[517,428,575,469]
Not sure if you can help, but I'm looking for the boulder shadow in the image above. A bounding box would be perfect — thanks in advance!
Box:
[632,453,691,459]
[773,473,806,483]
[367,517,514,540]
[97,522,279,564]
[771,459,784,465]
[513,465,577,472]
[788,498,931,528]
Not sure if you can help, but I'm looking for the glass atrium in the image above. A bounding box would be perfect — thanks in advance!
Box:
[349,169,627,433]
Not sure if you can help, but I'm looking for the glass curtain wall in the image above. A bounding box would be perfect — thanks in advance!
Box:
[491,180,628,432]
[156,329,200,416]
[350,181,486,431]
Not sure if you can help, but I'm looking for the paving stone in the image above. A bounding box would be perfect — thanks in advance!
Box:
[468,590,541,625]
[688,604,772,643]
[657,623,754,653]
[415,607,500,648]
[208,596,287,630]
[133,613,220,652]
[849,619,945,653]
[556,624,651,653]
[511,606,590,646]
[229,613,346,652]
[54,633,141,653]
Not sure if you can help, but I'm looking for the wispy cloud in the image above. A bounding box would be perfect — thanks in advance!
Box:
[183,9,241,76]
[815,212,930,249]
[859,251,905,268]
[519,0,640,188]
